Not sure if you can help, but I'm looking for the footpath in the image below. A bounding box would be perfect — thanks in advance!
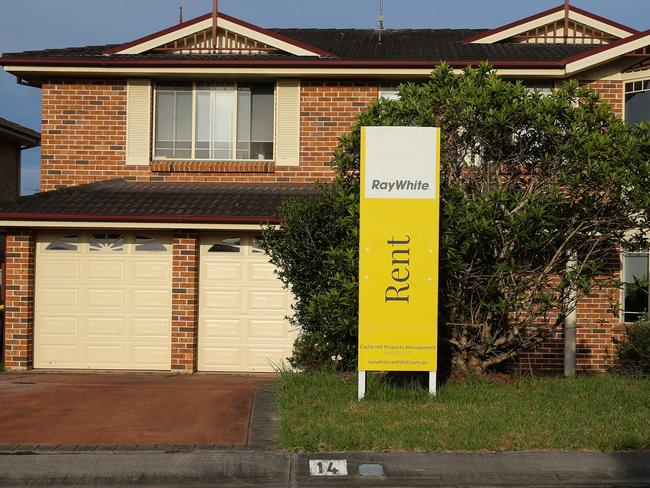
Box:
[0,449,649,487]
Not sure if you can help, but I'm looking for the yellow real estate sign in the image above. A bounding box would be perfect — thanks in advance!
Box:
[359,127,441,372]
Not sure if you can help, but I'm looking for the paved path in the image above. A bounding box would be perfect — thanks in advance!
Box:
[0,373,271,446]
[0,451,648,487]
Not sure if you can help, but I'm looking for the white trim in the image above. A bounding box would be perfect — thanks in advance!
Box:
[0,221,277,230]
[471,11,565,44]
[621,68,650,81]
[471,10,634,45]
[566,34,650,75]
[3,65,567,78]
[115,17,322,57]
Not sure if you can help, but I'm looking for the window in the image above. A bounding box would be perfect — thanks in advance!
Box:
[208,237,241,253]
[135,235,168,252]
[251,237,265,254]
[379,84,401,101]
[89,234,125,252]
[154,82,275,161]
[625,80,650,125]
[45,235,79,251]
[622,250,649,322]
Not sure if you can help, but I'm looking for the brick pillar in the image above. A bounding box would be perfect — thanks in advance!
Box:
[171,232,199,373]
[3,231,35,371]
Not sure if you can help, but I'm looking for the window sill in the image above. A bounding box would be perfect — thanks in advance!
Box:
[150,160,276,173]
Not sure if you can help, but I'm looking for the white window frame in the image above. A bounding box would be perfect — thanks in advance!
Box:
[623,75,650,125]
[153,81,277,162]
[620,249,650,323]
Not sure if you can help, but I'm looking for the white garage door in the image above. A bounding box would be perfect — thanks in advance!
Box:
[35,232,172,370]
[198,234,297,372]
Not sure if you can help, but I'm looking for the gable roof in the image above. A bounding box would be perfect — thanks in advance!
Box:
[0,30,594,68]
[464,4,638,44]
[0,7,647,76]
[105,11,333,57]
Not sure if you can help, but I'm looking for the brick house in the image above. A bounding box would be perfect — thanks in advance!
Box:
[1,4,649,374]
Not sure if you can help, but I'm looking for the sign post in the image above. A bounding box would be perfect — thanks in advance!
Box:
[358,126,441,400]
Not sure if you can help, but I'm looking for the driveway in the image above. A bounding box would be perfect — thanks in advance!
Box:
[0,373,269,446]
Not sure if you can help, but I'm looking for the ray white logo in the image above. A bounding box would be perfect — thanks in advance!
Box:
[371,180,431,192]
[364,127,438,200]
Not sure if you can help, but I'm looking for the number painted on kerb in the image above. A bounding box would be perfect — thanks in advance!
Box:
[309,460,348,476]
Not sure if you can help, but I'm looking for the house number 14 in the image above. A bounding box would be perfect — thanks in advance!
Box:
[309,459,348,476]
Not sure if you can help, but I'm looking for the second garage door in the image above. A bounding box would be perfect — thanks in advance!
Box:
[198,234,297,372]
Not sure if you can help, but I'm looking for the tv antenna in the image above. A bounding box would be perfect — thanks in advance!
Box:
[378,0,385,44]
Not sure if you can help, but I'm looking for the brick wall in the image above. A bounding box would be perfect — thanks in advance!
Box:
[3,231,35,371]
[40,79,379,191]
[582,79,623,116]
[171,232,199,373]
[516,81,626,373]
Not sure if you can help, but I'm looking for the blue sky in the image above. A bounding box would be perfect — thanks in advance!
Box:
[2,0,650,194]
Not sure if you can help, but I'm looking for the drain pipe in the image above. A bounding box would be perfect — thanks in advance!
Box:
[564,252,577,376]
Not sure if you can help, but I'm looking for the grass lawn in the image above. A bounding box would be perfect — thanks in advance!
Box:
[275,371,650,452]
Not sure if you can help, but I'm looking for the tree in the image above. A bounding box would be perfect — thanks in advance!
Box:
[262,64,650,375]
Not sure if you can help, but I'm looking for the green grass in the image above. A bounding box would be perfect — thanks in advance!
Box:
[275,371,650,452]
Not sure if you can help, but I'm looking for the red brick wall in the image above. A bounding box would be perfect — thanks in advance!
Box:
[3,231,35,371]
[516,82,626,373]
[40,79,379,191]
[582,79,623,116]
[171,232,199,373]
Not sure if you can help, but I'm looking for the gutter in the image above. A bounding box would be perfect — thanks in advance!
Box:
[0,57,568,70]
[0,213,281,225]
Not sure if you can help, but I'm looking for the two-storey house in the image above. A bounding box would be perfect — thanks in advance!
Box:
[1,4,650,374]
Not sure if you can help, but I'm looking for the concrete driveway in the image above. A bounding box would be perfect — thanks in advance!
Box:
[0,373,269,446]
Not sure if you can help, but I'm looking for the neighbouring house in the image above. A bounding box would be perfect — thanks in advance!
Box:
[0,117,40,203]
[0,117,39,359]
[0,4,649,374]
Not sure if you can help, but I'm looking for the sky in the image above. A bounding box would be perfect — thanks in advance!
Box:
[2,0,650,195]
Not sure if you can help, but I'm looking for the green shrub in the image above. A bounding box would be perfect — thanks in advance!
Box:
[616,318,650,376]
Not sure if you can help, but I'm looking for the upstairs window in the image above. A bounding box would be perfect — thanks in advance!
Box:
[154,82,275,161]
[625,80,650,125]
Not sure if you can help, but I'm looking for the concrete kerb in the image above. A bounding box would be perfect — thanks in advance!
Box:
[0,451,649,487]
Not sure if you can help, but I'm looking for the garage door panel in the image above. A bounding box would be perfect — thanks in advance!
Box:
[204,262,242,281]
[35,232,172,371]
[132,289,170,310]
[88,261,125,280]
[249,290,288,312]
[201,347,242,370]
[42,288,80,307]
[35,344,80,368]
[132,261,171,281]
[85,345,125,368]
[86,317,126,338]
[87,289,124,308]
[248,348,291,370]
[202,317,244,339]
[131,346,170,369]
[249,262,280,283]
[204,289,243,311]
[131,317,171,338]
[249,319,293,340]
[41,261,80,280]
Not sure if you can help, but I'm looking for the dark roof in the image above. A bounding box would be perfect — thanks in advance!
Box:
[0,178,318,224]
[1,29,595,66]
[270,29,593,62]
[0,117,40,148]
